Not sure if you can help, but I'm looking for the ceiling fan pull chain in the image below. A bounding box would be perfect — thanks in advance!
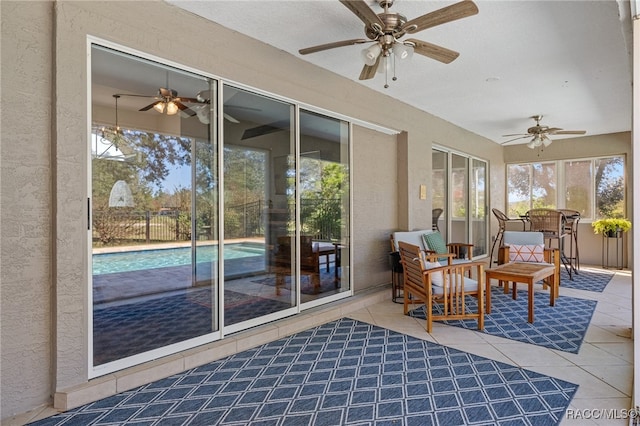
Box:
[392,53,398,82]
[384,58,389,89]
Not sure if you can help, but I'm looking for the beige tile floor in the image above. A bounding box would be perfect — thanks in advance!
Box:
[349,265,634,426]
[8,265,634,426]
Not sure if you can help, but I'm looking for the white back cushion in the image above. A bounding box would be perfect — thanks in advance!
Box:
[503,231,544,246]
[393,229,435,251]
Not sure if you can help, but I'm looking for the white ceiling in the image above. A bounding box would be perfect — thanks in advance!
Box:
[167,0,633,146]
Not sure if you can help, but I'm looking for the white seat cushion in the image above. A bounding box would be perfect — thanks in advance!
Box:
[432,276,479,295]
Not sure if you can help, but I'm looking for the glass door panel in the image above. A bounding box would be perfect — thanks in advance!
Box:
[471,158,487,257]
[451,154,469,245]
[90,45,217,367]
[194,81,219,331]
[299,110,350,302]
[222,85,295,326]
[432,150,448,241]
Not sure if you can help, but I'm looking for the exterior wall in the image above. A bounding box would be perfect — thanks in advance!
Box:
[352,126,398,289]
[504,132,633,267]
[1,0,55,417]
[1,0,502,419]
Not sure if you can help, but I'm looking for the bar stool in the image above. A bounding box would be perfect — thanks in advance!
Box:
[389,234,404,303]
[558,209,580,272]
[490,208,527,264]
[432,208,443,232]
[527,208,573,279]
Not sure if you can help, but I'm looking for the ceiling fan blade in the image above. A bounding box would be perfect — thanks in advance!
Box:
[139,101,161,112]
[502,133,528,137]
[226,104,261,112]
[550,130,586,135]
[115,93,157,99]
[299,38,369,55]
[176,97,200,104]
[223,113,240,124]
[501,135,530,145]
[406,39,459,64]
[402,0,479,34]
[175,101,197,117]
[339,0,384,32]
[358,56,380,80]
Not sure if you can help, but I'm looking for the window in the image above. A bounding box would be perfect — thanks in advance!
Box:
[507,156,625,220]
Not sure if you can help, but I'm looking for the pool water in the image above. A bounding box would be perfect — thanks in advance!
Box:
[93,243,265,275]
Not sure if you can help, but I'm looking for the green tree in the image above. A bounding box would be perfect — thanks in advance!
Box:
[300,161,348,240]
[595,157,624,218]
[92,129,197,245]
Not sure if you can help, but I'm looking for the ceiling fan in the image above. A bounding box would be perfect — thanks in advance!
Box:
[298,0,479,87]
[501,115,586,149]
[135,87,199,116]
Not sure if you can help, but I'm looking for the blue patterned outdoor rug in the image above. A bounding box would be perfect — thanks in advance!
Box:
[411,287,597,354]
[558,268,614,292]
[30,318,577,426]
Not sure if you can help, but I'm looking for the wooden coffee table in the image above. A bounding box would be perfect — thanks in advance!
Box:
[485,262,557,323]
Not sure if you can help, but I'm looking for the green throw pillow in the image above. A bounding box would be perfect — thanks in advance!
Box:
[422,232,448,261]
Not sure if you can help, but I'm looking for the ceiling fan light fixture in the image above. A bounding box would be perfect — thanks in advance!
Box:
[153,102,165,114]
[195,105,210,124]
[526,140,537,149]
[166,101,179,115]
[394,43,413,60]
[542,135,552,147]
[361,43,382,66]
[377,55,391,74]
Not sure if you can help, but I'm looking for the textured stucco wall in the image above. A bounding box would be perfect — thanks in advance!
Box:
[352,126,398,289]
[1,0,54,418]
[1,0,504,419]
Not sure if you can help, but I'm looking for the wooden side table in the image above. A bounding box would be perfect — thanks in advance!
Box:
[485,262,557,323]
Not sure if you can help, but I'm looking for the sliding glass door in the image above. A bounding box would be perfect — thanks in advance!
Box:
[91,45,217,368]
[299,110,351,302]
[432,149,448,241]
[451,153,469,244]
[222,85,296,326]
[90,45,352,374]
[432,148,488,258]
[471,159,487,256]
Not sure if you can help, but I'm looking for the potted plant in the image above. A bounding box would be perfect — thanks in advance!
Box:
[592,218,632,237]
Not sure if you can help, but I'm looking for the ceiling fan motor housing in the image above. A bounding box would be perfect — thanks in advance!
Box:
[527,125,547,135]
[159,87,178,99]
